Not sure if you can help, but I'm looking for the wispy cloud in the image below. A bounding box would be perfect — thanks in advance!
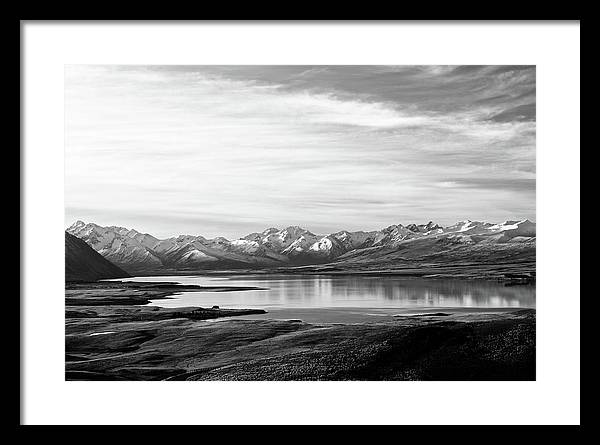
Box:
[65,65,535,238]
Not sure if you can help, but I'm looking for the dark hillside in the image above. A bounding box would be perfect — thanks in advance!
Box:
[65,231,130,282]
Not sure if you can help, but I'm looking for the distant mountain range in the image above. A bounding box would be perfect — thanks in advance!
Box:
[65,231,130,282]
[66,219,536,274]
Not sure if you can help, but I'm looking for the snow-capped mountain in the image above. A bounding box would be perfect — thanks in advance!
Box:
[331,230,376,251]
[66,219,536,273]
[258,226,319,252]
[406,221,443,233]
[67,221,163,271]
[281,234,321,255]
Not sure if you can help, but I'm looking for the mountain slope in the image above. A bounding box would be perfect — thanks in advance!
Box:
[65,231,130,282]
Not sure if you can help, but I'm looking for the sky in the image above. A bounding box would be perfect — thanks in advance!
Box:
[65,65,536,239]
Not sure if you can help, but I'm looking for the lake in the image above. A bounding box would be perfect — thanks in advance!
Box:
[116,274,536,323]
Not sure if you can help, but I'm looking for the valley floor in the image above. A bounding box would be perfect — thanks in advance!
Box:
[65,281,535,381]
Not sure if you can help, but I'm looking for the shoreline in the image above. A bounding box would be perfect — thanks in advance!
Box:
[109,264,536,285]
[65,280,535,381]
[66,280,268,320]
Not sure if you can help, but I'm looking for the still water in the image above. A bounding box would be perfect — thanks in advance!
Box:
[117,274,535,320]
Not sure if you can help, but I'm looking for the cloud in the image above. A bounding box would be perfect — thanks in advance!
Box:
[65,65,536,238]
[488,103,536,122]
[436,178,535,193]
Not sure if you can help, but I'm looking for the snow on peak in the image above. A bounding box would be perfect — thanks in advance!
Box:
[68,220,87,230]
[310,237,333,251]
[281,225,312,237]
[406,221,441,233]
[458,221,476,231]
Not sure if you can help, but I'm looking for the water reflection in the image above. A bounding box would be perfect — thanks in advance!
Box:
[118,274,536,310]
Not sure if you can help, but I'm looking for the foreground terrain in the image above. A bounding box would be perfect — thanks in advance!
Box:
[65,281,535,381]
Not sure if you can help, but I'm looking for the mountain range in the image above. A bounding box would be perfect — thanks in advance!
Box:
[66,219,536,275]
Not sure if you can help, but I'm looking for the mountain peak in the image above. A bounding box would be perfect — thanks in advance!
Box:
[68,220,87,230]
[406,222,440,233]
[283,225,309,232]
[425,221,441,230]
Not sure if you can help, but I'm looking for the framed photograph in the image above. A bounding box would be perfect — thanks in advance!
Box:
[21,21,580,426]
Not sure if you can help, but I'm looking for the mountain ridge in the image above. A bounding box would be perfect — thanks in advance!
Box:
[66,219,536,274]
